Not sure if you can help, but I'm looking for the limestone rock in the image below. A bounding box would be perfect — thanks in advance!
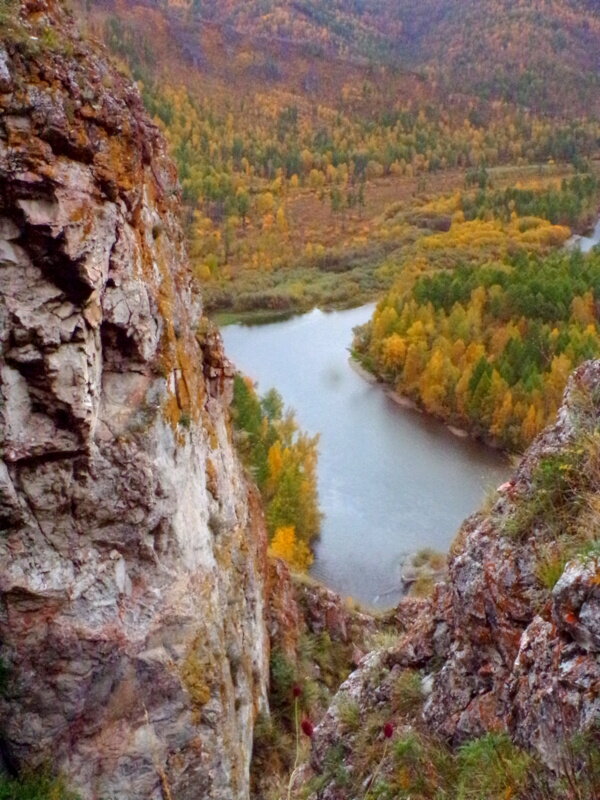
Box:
[0,46,11,93]
[0,3,269,798]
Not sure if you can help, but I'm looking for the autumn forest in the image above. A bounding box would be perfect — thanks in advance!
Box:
[81,0,600,567]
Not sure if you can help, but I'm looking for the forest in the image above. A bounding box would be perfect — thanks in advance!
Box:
[89,1,600,322]
[85,0,600,457]
[355,198,600,450]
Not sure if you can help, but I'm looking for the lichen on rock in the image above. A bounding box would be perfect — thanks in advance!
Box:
[296,362,600,798]
[0,2,269,798]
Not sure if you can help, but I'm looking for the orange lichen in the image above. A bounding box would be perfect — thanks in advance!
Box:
[206,457,218,498]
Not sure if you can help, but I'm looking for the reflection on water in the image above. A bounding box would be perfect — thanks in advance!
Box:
[222,305,509,607]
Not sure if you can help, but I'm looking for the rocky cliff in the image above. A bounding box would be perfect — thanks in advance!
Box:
[0,2,269,798]
[294,362,600,798]
[1,3,600,799]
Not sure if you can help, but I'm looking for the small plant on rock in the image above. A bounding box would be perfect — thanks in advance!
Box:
[0,772,80,800]
[336,696,361,733]
[390,670,424,717]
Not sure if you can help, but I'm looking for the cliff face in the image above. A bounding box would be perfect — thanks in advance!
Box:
[0,2,269,798]
[418,363,600,758]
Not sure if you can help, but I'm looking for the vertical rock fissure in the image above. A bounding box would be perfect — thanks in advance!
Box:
[0,3,270,798]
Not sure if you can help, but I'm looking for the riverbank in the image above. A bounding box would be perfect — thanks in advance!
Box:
[210,290,383,327]
[207,168,599,327]
[566,214,600,252]
[353,205,600,454]
[349,354,517,457]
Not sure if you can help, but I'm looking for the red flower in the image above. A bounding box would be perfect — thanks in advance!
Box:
[383,722,394,739]
[301,719,314,738]
[293,684,302,698]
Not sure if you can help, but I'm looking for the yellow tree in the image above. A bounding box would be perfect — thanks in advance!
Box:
[381,334,407,372]
[520,404,540,444]
[269,526,314,572]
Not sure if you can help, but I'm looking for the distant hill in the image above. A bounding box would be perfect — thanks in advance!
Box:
[145,0,600,115]
[392,0,600,115]
[88,0,600,115]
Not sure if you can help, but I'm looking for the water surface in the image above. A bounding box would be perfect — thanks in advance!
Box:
[222,306,509,607]
[567,216,600,253]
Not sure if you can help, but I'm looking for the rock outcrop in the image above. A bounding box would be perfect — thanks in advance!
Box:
[301,362,600,797]
[415,362,600,758]
[0,2,269,798]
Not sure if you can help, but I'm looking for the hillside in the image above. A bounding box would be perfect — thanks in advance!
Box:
[394,0,600,114]
[81,0,600,324]
[158,0,600,114]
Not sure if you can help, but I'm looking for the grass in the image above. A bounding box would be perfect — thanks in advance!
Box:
[497,428,600,604]
[412,548,447,571]
[496,425,600,592]
[0,0,29,45]
[304,743,350,796]
[336,696,361,733]
[390,670,424,717]
[0,773,80,800]
[318,725,600,800]
[501,447,587,541]
[456,733,531,800]
[251,711,295,797]
[212,308,298,327]
[0,1,74,55]
[502,438,595,544]
[534,540,571,589]
[0,0,17,24]
[401,548,447,598]
[269,649,298,724]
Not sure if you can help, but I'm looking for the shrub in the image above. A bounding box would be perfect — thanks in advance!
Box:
[501,441,589,541]
[269,649,297,724]
[534,540,570,589]
[457,733,531,800]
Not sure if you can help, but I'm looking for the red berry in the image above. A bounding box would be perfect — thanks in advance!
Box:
[292,685,302,698]
[301,719,314,738]
[383,722,394,739]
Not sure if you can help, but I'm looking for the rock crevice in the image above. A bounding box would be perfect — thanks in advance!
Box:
[0,3,269,798]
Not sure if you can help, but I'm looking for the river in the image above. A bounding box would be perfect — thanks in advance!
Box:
[221,305,510,607]
[567,216,600,252]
